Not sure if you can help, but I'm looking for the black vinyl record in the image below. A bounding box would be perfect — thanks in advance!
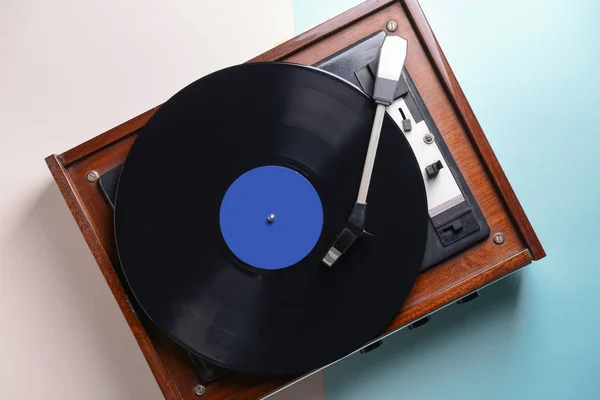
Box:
[114,62,428,375]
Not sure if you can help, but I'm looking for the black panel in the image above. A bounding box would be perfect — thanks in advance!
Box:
[314,30,489,271]
[101,31,490,273]
[436,211,480,246]
[431,201,471,228]
[96,30,491,381]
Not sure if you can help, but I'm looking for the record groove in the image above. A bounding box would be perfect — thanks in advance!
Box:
[114,62,428,375]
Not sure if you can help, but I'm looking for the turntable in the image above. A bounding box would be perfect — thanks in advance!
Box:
[45,1,545,399]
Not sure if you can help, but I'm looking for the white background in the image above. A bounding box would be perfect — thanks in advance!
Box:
[0,1,324,399]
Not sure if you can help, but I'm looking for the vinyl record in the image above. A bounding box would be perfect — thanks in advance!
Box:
[114,62,428,375]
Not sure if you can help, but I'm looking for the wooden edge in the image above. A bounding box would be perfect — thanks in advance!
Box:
[55,0,544,261]
[61,107,160,167]
[392,249,532,325]
[44,154,182,400]
[42,2,546,398]
[402,0,545,260]
[255,249,533,400]
[249,0,395,62]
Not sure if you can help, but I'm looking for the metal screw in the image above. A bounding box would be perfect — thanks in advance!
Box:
[267,213,276,223]
[423,133,434,144]
[386,20,398,32]
[86,170,100,182]
[493,232,505,245]
[193,384,206,397]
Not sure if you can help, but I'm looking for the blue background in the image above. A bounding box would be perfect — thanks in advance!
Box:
[294,0,600,398]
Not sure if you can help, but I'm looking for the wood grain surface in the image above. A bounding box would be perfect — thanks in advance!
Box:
[45,155,182,400]
[45,1,545,399]
[402,0,545,260]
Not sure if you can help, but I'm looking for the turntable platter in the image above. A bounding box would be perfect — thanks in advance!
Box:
[114,62,428,375]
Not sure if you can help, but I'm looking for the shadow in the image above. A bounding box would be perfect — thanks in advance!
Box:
[6,182,162,399]
[325,270,525,397]
[270,372,326,400]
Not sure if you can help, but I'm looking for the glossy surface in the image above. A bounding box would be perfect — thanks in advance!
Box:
[114,62,428,375]
[43,1,543,398]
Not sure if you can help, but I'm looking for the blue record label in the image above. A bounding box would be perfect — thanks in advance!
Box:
[219,165,324,270]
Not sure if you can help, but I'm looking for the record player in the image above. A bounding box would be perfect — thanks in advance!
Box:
[45,1,545,399]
